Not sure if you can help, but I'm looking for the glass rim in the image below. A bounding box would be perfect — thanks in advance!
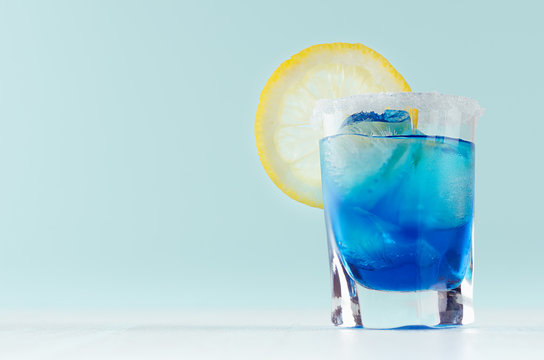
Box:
[312,91,484,119]
[311,92,484,138]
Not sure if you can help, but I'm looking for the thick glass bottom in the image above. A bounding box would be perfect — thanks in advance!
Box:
[334,285,473,329]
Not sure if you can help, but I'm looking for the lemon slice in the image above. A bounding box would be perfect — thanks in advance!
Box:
[255,43,411,208]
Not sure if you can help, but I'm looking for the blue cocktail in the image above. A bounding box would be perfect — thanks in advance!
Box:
[321,133,474,291]
[315,93,482,328]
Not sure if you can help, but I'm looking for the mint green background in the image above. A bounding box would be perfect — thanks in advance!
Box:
[0,0,542,309]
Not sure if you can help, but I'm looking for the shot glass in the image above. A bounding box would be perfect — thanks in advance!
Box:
[314,93,483,328]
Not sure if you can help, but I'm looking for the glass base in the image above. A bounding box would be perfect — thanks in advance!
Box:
[330,263,474,328]
[336,284,473,329]
[327,217,474,329]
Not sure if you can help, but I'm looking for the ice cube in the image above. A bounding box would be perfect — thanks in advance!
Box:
[343,109,411,124]
[335,207,402,270]
[336,206,440,271]
[320,134,413,209]
[394,137,475,229]
[339,110,412,136]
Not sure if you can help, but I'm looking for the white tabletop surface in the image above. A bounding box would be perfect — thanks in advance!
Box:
[0,308,543,360]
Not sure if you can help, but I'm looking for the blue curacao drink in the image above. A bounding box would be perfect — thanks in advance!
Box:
[320,110,474,292]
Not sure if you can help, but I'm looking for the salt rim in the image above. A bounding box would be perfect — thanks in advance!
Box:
[311,92,484,136]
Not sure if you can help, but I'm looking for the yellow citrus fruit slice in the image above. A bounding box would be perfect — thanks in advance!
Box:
[255,43,411,208]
